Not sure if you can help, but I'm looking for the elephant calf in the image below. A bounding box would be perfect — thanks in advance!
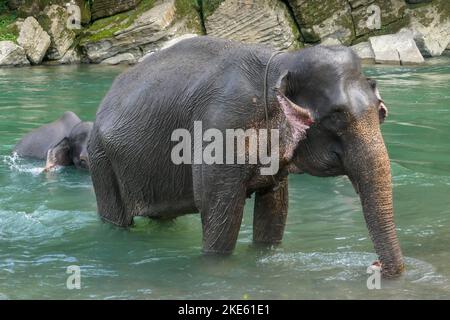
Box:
[13,111,92,171]
[88,36,404,277]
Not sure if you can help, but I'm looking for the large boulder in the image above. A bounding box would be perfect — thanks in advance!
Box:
[406,1,450,57]
[369,30,424,65]
[287,0,354,45]
[205,0,301,50]
[16,17,51,65]
[91,0,141,20]
[351,41,375,64]
[0,41,30,66]
[40,5,77,61]
[80,0,198,63]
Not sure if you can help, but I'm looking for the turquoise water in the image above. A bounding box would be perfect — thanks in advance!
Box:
[0,60,449,299]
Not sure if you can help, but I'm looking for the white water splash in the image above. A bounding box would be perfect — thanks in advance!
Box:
[258,251,450,289]
[2,153,60,175]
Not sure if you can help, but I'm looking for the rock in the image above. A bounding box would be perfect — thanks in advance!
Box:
[58,47,81,64]
[41,5,77,61]
[321,37,342,46]
[0,41,29,66]
[406,0,431,3]
[91,0,141,20]
[287,0,354,45]
[100,53,137,65]
[160,33,198,50]
[406,3,450,57]
[75,0,92,25]
[138,33,199,63]
[6,0,24,10]
[205,0,301,50]
[351,41,375,64]
[352,0,407,38]
[80,0,196,63]
[16,17,51,65]
[16,1,40,18]
[137,51,154,63]
[369,31,424,65]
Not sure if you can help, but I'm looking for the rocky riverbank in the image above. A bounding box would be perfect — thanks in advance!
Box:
[1,0,449,67]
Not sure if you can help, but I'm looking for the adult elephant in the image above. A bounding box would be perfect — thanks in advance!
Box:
[88,36,404,277]
[13,111,92,170]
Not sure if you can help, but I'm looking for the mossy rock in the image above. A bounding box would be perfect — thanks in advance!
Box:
[14,1,90,24]
[287,0,349,28]
[201,0,224,18]
[78,0,157,44]
[300,27,321,43]
[352,0,407,38]
[90,0,141,21]
[352,14,411,44]
[174,0,203,34]
[434,0,450,23]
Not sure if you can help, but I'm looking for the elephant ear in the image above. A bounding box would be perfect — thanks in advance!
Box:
[275,71,314,158]
[44,138,72,171]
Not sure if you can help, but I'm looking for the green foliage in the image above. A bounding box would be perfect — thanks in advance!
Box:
[201,0,223,18]
[175,0,203,33]
[0,3,18,42]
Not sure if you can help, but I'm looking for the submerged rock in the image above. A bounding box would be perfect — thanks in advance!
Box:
[16,17,51,65]
[369,30,424,65]
[205,0,301,50]
[0,41,30,66]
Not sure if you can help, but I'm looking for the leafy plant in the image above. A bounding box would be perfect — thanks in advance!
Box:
[0,3,18,42]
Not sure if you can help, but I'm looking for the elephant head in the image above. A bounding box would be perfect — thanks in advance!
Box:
[45,121,92,171]
[275,46,404,278]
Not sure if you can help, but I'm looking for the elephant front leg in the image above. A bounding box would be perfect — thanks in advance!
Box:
[197,166,248,255]
[253,177,288,244]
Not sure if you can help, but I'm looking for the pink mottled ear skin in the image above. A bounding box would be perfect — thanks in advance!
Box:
[276,91,314,160]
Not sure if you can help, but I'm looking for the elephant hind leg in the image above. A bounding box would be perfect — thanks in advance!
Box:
[89,136,133,227]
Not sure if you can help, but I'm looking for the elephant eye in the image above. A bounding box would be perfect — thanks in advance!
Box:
[367,78,377,89]
[321,107,348,133]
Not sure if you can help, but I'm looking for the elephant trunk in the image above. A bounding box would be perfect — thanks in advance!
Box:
[343,110,405,278]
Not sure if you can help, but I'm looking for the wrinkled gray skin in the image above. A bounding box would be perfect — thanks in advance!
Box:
[13,111,92,170]
[89,37,404,278]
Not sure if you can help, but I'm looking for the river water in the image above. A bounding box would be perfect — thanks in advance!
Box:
[0,59,449,299]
